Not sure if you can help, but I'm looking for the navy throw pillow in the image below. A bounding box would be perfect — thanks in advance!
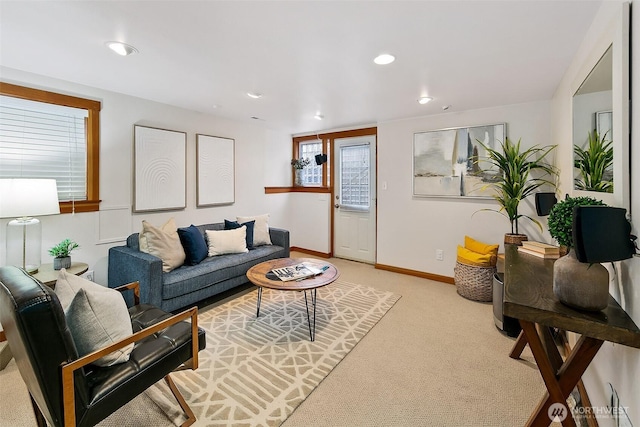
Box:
[224,219,255,248]
[177,225,208,265]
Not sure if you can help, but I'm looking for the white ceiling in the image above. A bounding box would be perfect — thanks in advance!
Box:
[0,1,602,135]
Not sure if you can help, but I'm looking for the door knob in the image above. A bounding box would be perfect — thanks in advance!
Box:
[335,204,340,208]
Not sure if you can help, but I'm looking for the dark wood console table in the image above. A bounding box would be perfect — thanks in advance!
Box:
[503,244,640,427]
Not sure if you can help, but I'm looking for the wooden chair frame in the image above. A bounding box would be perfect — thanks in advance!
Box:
[58,281,200,427]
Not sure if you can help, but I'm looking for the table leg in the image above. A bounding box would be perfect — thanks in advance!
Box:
[312,288,317,340]
[303,289,317,341]
[539,325,564,373]
[518,320,604,427]
[520,321,574,426]
[256,287,262,317]
[530,335,603,427]
[509,329,528,359]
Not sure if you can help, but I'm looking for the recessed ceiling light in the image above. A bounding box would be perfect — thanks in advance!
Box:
[105,41,138,56]
[314,114,324,120]
[374,54,395,65]
[418,96,433,105]
[247,92,263,99]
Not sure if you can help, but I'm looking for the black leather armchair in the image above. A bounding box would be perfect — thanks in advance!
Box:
[0,266,206,427]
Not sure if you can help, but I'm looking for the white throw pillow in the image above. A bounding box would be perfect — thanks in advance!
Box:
[55,269,134,367]
[205,227,248,256]
[139,218,186,272]
[236,214,272,246]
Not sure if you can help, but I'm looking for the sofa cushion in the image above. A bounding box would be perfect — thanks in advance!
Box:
[161,244,285,300]
[205,227,248,256]
[139,218,186,272]
[237,214,272,246]
[55,269,134,366]
[178,225,208,265]
[225,219,255,248]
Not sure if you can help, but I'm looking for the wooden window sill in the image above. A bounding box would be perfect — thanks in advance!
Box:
[264,186,331,194]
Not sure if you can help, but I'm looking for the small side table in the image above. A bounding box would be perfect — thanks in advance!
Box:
[0,261,89,370]
[31,261,89,288]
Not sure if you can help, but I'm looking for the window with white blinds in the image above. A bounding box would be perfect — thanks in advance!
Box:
[0,95,88,202]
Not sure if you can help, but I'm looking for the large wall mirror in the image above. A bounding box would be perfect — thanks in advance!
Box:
[573,46,613,193]
[571,2,629,212]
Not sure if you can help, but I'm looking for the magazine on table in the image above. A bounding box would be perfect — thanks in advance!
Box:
[270,262,328,281]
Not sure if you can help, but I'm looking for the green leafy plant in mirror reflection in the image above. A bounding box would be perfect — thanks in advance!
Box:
[574,130,613,193]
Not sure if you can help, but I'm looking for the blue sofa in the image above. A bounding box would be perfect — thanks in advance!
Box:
[108,222,289,312]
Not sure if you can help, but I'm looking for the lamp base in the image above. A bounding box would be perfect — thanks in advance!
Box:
[6,217,42,273]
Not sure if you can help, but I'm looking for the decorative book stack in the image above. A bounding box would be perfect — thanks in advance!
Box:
[517,241,561,259]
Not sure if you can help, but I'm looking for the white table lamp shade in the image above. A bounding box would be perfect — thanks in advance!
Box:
[0,179,60,273]
[0,179,60,218]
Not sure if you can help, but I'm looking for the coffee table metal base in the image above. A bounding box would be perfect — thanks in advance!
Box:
[256,287,318,341]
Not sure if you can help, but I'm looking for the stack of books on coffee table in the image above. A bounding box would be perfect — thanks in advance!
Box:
[517,241,561,259]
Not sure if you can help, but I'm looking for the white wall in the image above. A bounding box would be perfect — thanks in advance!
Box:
[376,100,553,276]
[288,193,331,253]
[0,66,292,284]
[551,1,638,425]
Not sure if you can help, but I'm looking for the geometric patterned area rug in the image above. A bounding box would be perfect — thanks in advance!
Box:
[146,280,400,426]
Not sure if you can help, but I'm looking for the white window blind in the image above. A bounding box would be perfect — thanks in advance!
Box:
[300,140,322,186]
[0,95,88,202]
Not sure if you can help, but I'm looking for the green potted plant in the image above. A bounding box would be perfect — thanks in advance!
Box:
[547,195,608,311]
[547,195,606,250]
[291,158,311,186]
[477,137,557,244]
[574,129,613,193]
[49,238,79,270]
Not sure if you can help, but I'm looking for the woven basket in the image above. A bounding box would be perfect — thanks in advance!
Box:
[454,261,496,302]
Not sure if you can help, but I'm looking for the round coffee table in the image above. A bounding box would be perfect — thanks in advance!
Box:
[246,258,339,341]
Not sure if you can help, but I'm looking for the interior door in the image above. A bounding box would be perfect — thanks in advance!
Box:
[333,135,376,263]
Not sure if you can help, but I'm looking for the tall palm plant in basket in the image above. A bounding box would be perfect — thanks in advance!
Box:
[477,137,557,243]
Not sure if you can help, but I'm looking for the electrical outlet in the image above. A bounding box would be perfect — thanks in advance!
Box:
[436,249,444,261]
[84,270,94,282]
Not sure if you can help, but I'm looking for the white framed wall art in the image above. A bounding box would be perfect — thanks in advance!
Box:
[196,134,235,206]
[133,125,187,212]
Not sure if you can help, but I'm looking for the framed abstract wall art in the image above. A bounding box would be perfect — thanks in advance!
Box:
[413,123,506,198]
[133,125,187,212]
[196,134,235,206]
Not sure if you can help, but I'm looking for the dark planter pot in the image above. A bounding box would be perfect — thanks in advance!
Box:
[504,233,528,246]
[54,256,71,270]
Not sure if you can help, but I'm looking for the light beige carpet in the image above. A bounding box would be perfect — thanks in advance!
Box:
[1,279,400,427]
[0,255,550,426]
